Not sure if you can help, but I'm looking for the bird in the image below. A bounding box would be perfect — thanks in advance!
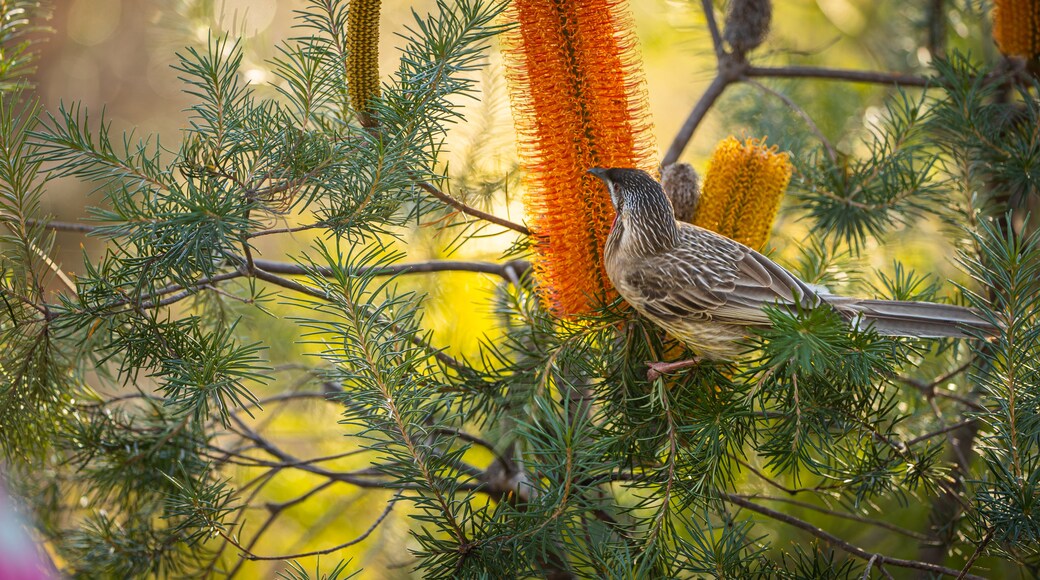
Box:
[588,167,998,374]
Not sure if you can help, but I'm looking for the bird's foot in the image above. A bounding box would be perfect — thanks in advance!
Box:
[646,358,702,381]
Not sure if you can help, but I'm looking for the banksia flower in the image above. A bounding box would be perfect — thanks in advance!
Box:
[503,0,657,316]
[694,136,791,250]
[723,0,773,57]
[347,0,382,127]
[992,0,1040,59]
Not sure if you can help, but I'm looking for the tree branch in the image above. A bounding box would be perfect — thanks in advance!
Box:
[722,494,985,579]
[418,181,530,236]
[700,0,724,58]
[239,490,402,562]
[905,418,979,446]
[745,78,837,163]
[664,0,932,164]
[662,74,731,166]
[26,218,98,233]
[734,494,937,543]
[745,65,929,86]
[247,223,325,239]
[250,256,530,282]
[251,267,473,375]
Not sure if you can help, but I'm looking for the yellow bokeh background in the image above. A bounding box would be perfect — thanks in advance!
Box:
[32,0,995,576]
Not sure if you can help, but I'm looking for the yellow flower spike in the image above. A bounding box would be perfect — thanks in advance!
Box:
[993,0,1040,59]
[694,137,792,250]
[502,0,657,317]
[347,0,382,127]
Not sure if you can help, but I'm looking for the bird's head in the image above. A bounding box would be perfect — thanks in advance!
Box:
[587,167,654,214]
[588,167,679,251]
[589,167,675,219]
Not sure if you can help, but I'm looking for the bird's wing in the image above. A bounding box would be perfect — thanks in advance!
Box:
[620,224,819,325]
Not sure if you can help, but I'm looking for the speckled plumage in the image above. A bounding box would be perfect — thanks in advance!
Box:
[591,167,997,360]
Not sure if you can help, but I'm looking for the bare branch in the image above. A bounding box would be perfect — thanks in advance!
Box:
[699,0,724,58]
[250,256,531,282]
[906,418,979,446]
[745,78,837,163]
[418,181,530,236]
[240,490,402,562]
[26,218,98,233]
[722,494,985,579]
[746,65,928,87]
[734,494,937,543]
[956,530,993,580]
[247,223,325,239]
[662,75,731,166]
[251,267,473,375]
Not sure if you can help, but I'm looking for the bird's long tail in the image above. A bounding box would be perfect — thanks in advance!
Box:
[823,297,999,339]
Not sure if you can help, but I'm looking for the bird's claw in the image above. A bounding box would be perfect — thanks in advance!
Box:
[646,358,702,381]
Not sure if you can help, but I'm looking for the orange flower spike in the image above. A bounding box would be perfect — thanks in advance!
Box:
[503,0,657,316]
[993,0,1040,59]
[694,137,792,250]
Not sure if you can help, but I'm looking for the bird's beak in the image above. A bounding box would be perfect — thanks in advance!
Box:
[588,167,622,213]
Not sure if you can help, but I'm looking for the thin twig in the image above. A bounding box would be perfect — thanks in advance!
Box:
[434,427,514,470]
[252,267,472,374]
[955,530,993,580]
[247,223,325,239]
[906,418,979,446]
[930,359,976,390]
[25,218,98,233]
[895,362,986,412]
[250,257,531,282]
[745,78,838,163]
[135,271,247,310]
[2,216,78,296]
[665,1,931,165]
[736,457,800,495]
[225,412,469,490]
[700,0,724,58]
[225,481,337,578]
[735,457,843,495]
[722,494,986,579]
[241,490,403,561]
[662,74,731,166]
[418,181,530,236]
[863,554,878,579]
[736,494,937,543]
[746,65,929,87]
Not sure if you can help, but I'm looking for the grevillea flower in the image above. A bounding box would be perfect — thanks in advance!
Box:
[502,0,657,316]
[992,0,1040,58]
[694,136,791,250]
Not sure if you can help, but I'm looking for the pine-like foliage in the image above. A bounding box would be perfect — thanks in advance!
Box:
[1,1,1039,579]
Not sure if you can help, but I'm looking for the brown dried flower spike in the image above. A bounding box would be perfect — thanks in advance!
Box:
[723,0,773,58]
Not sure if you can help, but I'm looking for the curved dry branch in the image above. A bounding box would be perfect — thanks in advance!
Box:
[722,494,986,579]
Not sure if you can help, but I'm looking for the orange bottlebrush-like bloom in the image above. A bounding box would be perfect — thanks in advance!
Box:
[503,0,657,316]
[993,0,1040,58]
[694,137,792,250]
